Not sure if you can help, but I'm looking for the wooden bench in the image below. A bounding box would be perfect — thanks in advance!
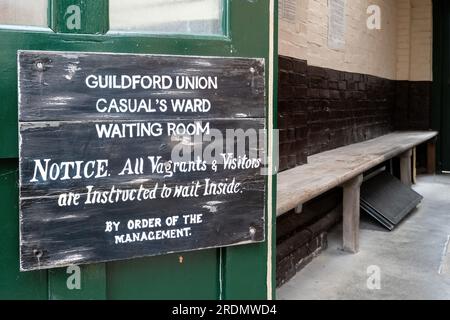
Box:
[277,131,438,253]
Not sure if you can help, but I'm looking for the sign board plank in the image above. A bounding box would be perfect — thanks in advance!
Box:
[19,51,265,121]
[18,51,266,271]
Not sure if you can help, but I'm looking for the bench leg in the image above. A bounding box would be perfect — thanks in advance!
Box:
[412,147,417,185]
[342,174,363,253]
[400,149,413,186]
[427,139,436,174]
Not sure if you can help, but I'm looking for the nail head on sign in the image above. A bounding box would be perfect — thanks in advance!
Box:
[33,249,43,258]
[35,61,44,71]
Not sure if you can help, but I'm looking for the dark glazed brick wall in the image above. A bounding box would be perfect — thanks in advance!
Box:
[306,65,394,156]
[278,56,309,171]
[278,55,395,171]
[394,81,432,169]
[395,81,432,130]
[276,189,342,287]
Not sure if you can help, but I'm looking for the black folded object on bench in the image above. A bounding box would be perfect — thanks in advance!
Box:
[360,171,423,230]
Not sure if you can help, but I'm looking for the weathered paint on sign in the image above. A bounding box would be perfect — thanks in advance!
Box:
[18,50,266,271]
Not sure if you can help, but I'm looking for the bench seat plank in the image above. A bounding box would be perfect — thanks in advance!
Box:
[277,131,438,216]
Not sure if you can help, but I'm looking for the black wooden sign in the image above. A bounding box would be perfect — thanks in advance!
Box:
[18,50,266,271]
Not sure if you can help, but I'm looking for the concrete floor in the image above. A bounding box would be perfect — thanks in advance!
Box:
[277,174,450,300]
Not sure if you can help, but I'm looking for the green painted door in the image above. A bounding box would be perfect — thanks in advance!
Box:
[0,0,277,300]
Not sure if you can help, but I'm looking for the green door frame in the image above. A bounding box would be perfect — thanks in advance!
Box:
[0,0,278,300]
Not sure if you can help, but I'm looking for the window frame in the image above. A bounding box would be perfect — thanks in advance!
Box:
[0,0,51,31]
[106,0,230,40]
[0,0,230,40]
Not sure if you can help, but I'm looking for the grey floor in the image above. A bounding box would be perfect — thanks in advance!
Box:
[277,174,450,300]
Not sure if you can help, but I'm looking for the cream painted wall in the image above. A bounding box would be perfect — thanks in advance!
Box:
[396,0,433,81]
[279,0,433,81]
[0,0,47,27]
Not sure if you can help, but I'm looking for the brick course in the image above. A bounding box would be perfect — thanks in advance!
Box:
[278,55,396,171]
[278,56,309,170]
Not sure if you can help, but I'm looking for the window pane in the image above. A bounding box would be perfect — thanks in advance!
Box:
[0,0,47,27]
[109,0,224,35]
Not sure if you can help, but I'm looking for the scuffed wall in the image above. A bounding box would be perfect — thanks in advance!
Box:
[396,0,433,81]
[279,0,398,79]
[279,0,433,81]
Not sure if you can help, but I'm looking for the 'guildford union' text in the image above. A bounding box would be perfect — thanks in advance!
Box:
[85,75,218,90]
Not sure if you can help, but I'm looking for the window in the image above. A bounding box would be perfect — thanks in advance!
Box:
[109,0,224,36]
[0,0,47,27]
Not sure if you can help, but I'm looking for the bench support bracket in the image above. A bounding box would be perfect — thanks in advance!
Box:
[342,174,363,253]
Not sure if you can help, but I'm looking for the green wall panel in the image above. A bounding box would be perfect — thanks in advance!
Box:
[48,264,106,300]
[0,160,48,299]
[107,250,219,300]
[49,0,109,34]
